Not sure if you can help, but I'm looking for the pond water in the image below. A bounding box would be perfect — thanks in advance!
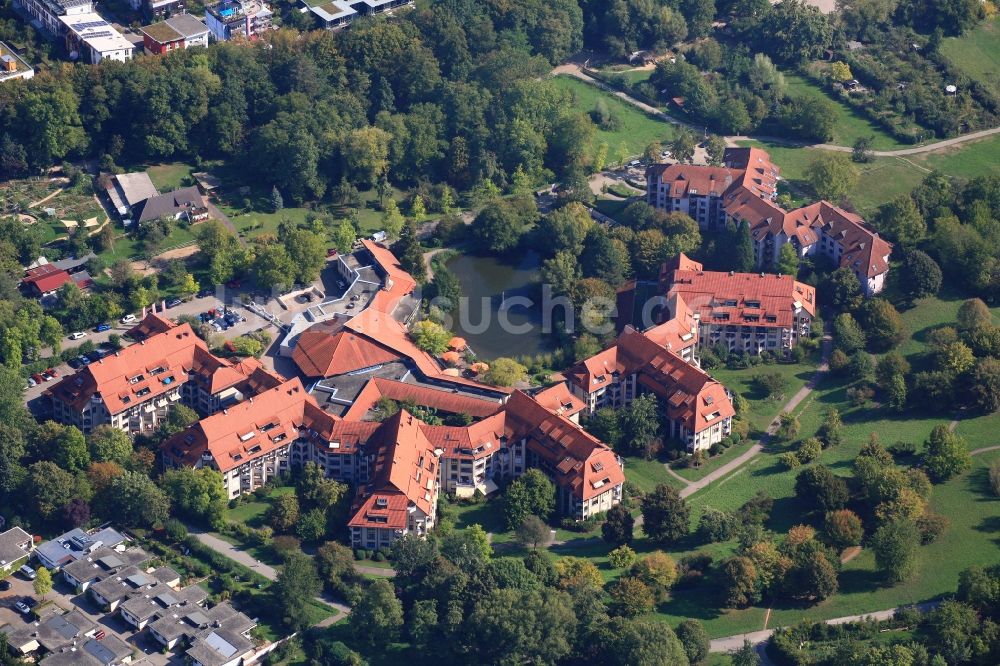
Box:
[444,250,551,359]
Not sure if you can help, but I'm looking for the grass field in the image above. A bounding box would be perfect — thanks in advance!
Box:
[783,73,909,151]
[710,354,821,433]
[225,485,296,526]
[552,75,675,159]
[941,18,1000,96]
[145,162,197,192]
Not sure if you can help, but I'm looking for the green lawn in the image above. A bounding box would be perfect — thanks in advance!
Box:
[225,485,296,526]
[623,455,687,492]
[710,355,820,434]
[552,75,675,159]
[145,162,197,192]
[915,133,1000,181]
[669,439,756,482]
[783,73,909,151]
[941,18,1000,95]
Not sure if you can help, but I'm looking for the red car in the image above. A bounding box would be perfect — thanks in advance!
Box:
[31,373,44,384]
[225,279,242,289]
[46,367,58,377]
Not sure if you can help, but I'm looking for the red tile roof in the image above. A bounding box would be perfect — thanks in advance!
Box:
[419,412,507,460]
[661,253,816,328]
[532,383,587,420]
[504,391,624,501]
[342,377,502,421]
[292,329,401,378]
[348,410,439,530]
[361,239,416,313]
[22,264,71,294]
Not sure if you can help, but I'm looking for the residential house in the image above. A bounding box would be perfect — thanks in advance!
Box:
[659,253,817,355]
[646,147,892,295]
[132,185,209,224]
[61,545,151,592]
[5,611,98,656]
[89,564,181,612]
[0,526,33,575]
[301,0,410,29]
[129,0,185,19]
[148,601,256,665]
[140,13,208,53]
[34,527,128,570]
[21,262,93,298]
[204,0,272,41]
[59,13,134,64]
[0,41,33,83]
[13,0,91,36]
[39,635,134,666]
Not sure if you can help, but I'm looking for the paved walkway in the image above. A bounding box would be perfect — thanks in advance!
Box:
[676,332,832,499]
[553,63,1000,157]
[709,602,939,654]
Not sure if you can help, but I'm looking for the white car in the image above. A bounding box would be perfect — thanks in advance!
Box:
[69,331,86,340]
[120,314,137,324]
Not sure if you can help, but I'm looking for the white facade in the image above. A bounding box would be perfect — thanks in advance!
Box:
[60,13,134,64]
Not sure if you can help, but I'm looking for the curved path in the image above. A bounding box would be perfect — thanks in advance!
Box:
[678,330,832,499]
[554,64,1000,157]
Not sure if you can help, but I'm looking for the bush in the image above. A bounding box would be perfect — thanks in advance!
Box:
[608,545,637,569]
[916,511,949,544]
[354,548,368,560]
[372,551,386,562]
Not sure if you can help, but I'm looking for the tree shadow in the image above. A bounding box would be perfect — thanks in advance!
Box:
[837,568,886,595]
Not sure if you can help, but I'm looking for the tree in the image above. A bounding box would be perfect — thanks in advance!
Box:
[395,219,424,277]
[922,425,971,482]
[860,299,906,351]
[876,195,926,245]
[410,320,451,354]
[817,408,843,448]
[795,465,849,513]
[332,220,356,254]
[776,243,799,276]
[957,298,992,333]
[671,128,697,164]
[834,312,866,353]
[871,520,920,582]
[722,556,760,608]
[609,577,655,617]
[264,495,299,534]
[470,199,534,253]
[466,588,576,665]
[484,358,527,387]
[618,394,660,456]
[608,545,637,569]
[381,199,405,240]
[876,352,911,390]
[631,551,678,600]
[503,469,556,530]
[825,509,864,549]
[730,639,762,666]
[852,135,874,163]
[734,220,755,272]
[161,467,227,526]
[515,515,551,549]
[33,566,52,600]
[554,556,604,590]
[828,267,863,312]
[754,372,788,401]
[641,484,690,544]
[541,251,581,297]
[87,425,132,465]
[830,61,852,82]
[705,135,727,166]
[805,153,859,202]
[271,186,283,213]
[886,373,908,412]
[597,617,692,666]
[895,249,941,303]
[107,471,170,527]
[970,357,1000,413]
[274,553,322,631]
[602,503,635,545]
[676,619,710,664]
[37,421,89,473]
[698,507,738,542]
[409,599,437,651]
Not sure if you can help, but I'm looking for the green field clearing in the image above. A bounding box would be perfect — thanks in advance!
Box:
[941,18,1000,95]
[669,439,755,482]
[145,162,197,192]
[225,485,296,526]
[710,355,821,433]
[623,455,687,492]
[783,73,910,151]
[916,133,1000,180]
[552,75,675,159]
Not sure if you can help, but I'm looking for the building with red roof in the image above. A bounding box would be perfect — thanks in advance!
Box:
[567,325,735,452]
[21,263,72,297]
[46,314,283,434]
[660,253,816,356]
[647,147,891,295]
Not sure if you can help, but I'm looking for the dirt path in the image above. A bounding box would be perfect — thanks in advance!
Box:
[28,178,70,208]
[554,63,1000,157]
[423,247,448,281]
[840,546,862,564]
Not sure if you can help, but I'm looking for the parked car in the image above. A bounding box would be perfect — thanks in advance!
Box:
[27,377,36,388]
[40,371,52,382]
[14,597,36,614]
[121,314,137,324]
[95,323,111,332]
[67,358,82,369]
[31,373,44,384]
[19,564,36,580]
[69,331,86,340]
[327,248,338,257]
[197,287,214,298]
[79,356,91,365]
[225,279,242,289]
[46,367,58,377]
[166,298,182,308]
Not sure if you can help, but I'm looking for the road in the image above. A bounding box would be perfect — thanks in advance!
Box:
[554,63,1000,157]
[709,602,939,654]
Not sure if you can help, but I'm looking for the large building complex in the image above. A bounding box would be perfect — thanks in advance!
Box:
[659,253,817,356]
[14,0,91,35]
[647,147,892,295]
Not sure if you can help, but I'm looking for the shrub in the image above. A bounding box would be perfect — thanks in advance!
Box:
[779,452,802,469]
[608,545,638,569]
[354,548,368,560]
[797,438,823,464]
[916,511,949,544]
[372,551,386,562]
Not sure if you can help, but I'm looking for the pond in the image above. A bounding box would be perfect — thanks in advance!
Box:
[444,250,551,359]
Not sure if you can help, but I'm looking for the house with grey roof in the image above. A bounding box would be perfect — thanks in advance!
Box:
[104,172,159,217]
[34,527,127,570]
[141,12,209,53]
[119,578,205,630]
[133,186,209,224]
[0,526,33,575]
[61,545,150,592]
[5,610,98,655]
[39,635,133,666]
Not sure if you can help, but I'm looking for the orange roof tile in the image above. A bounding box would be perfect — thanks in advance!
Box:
[292,329,401,378]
